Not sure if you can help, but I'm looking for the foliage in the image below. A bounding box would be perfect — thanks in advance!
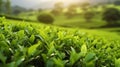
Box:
[0,0,3,13]
[0,14,35,22]
[51,2,63,16]
[64,4,77,19]
[51,9,62,16]
[80,2,90,7]
[102,7,120,25]
[37,13,54,24]
[114,1,120,5]
[80,2,90,11]
[5,0,11,14]
[0,17,120,67]
[83,11,95,22]
[0,0,11,15]
[12,6,27,15]
[64,11,76,19]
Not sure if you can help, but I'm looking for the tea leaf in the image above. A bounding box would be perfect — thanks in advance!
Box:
[28,41,40,56]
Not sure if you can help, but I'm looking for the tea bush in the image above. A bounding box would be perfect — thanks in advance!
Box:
[0,17,120,67]
[102,8,120,25]
[37,13,54,24]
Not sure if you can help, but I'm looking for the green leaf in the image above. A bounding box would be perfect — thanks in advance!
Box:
[0,34,5,41]
[15,56,25,66]
[6,62,16,67]
[17,30,25,39]
[42,54,47,62]
[28,41,40,56]
[81,44,87,56]
[29,35,35,43]
[0,52,7,64]
[46,58,54,67]
[0,17,5,23]
[47,41,56,56]
[53,58,66,67]
[84,52,96,62]
[11,39,18,46]
[55,51,65,59]
[70,47,81,65]
[115,58,120,67]
[27,26,33,33]
[86,60,95,67]
[39,31,48,42]
[58,31,64,40]
[0,41,9,47]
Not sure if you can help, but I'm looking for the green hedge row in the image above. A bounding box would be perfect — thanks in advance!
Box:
[0,14,35,22]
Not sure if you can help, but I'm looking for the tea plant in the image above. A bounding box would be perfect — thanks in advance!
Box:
[0,17,120,67]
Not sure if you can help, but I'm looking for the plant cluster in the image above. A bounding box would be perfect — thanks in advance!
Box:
[102,7,120,25]
[37,13,54,24]
[0,17,120,67]
[83,11,95,22]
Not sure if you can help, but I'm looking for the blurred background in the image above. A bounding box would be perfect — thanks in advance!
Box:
[0,0,120,34]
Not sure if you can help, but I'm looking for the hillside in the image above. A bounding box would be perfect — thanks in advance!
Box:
[0,17,120,67]
[17,4,120,35]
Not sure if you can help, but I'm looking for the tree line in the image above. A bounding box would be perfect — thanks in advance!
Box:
[0,0,11,15]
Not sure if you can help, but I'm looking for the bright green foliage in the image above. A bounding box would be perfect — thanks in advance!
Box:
[70,47,82,66]
[81,44,87,56]
[115,58,120,67]
[29,35,35,43]
[0,17,120,67]
[84,52,96,62]
[28,41,40,56]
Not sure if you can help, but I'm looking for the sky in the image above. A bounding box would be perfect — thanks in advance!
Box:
[11,0,42,8]
[11,0,114,9]
[11,0,81,9]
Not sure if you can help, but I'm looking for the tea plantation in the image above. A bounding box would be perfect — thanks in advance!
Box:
[0,17,120,67]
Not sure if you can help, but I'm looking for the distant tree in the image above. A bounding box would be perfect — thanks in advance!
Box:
[80,2,90,11]
[97,2,106,6]
[81,2,90,7]
[0,0,3,13]
[13,9,22,15]
[102,8,120,25]
[68,4,77,13]
[5,0,11,14]
[12,6,27,15]
[37,8,42,12]
[54,2,63,9]
[83,11,95,22]
[65,3,77,18]
[114,1,120,5]
[28,9,34,12]
[51,2,63,16]
[37,13,54,24]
